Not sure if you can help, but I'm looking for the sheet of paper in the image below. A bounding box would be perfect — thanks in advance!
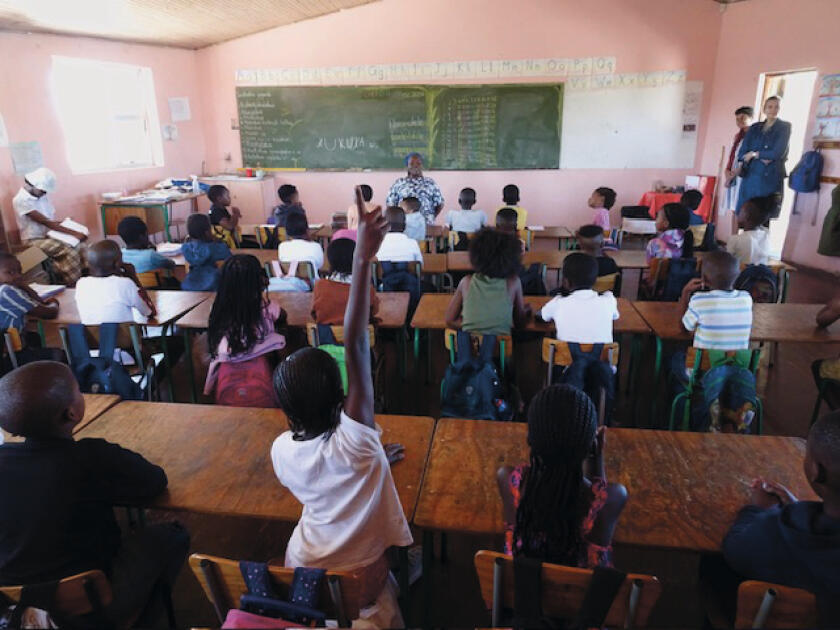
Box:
[10,141,43,174]
[0,113,8,148]
[168,97,191,122]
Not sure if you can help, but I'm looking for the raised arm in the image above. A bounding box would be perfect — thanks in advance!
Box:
[343,188,388,429]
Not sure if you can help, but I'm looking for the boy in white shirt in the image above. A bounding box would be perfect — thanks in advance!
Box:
[277,212,324,273]
[400,196,426,242]
[446,188,487,235]
[540,253,619,343]
[376,207,423,263]
[727,198,771,266]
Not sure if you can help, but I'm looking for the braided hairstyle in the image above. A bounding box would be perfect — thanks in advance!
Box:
[662,202,694,258]
[273,348,343,440]
[514,384,598,565]
[207,255,270,358]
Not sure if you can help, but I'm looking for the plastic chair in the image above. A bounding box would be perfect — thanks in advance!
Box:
[306,322,376,349]
[445,328,513,376]
[135,269,173,289]
[474,550,661,629]
[448,230,477,251]
[269,260,317,287]
[593,273,620,295]
[189,554,360,628]
[0,570,112,624]
[734,581,817,629]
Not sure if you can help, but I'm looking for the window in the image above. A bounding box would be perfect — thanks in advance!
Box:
[51,56,164,173]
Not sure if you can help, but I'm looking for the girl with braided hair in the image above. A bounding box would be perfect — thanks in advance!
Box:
[497,384,627,567]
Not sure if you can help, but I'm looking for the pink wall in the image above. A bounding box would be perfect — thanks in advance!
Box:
[0,32,206,241]
[700,0,840,273]
[196,0,722,228]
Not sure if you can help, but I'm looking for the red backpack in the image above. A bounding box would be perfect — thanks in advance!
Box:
[214,355,278,408]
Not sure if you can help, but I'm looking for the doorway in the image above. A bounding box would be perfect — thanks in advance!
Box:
[755,69,818,258]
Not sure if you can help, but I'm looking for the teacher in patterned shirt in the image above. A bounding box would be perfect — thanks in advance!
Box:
[386,153,444,224]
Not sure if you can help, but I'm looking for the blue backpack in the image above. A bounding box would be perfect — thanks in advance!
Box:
[66,323,145,400]
[789,150,823,193]
[661,257,699,301]
[380,261,421,320]
[440,331,511,421]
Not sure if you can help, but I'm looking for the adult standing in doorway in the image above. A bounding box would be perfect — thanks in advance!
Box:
[12,168,88,285]
[720,105,753,218]
[386,153,444,224]
[736,96,792,223]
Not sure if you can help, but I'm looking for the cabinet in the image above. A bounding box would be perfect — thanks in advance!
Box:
[198,176,277,225]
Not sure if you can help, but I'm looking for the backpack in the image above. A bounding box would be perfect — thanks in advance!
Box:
[256,225,283,250]
[789,150,824,193]
[519,263,547,296]
[660,257,699,301]
[556,343,615,425]
[380,261,421,320]
[734,264,778,303]
[440,331,511,421]
[701,360,758,434]
[215,355,278,407]
[66,323,146,400]
[314,325,348,394]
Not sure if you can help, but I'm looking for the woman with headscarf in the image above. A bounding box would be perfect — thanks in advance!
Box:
[385,153,444,224]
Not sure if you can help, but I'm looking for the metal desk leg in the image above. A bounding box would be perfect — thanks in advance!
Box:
[649,336,663,428]
[422,530,434,629]
[414,328,420,362]
[426,329,433,384]
[159,325,174,402]
[162,203,172,242]
[184,329,197,403]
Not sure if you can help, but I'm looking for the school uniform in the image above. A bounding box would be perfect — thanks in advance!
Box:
[404,213,426,241]
[75,276,153,325]
[120,248,175,274]
[446,209,487,234]
[376,233,422,263]
[727,228,770,266]
[540,289,619,343]
[278,239,324,273]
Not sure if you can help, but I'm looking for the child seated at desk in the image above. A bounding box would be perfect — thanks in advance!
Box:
[400,196,426,242]
[647,202,694,263]
[271,200,411,628]
[269,184,307,228]
[577,225,619,278]
[498,384,627,568]
[727,197,771,266]
[588,186,616,234]
[117,216,179,289]
[182,214,231,292]
[682,189,706,226]
[347,184,374,229]
[0,252,64,372]
[496,184,527,231]
[446,187,487,240]
[0,361,189,627]
[312,238,379,325]
[278,212,324,274]
[207,184,242,249]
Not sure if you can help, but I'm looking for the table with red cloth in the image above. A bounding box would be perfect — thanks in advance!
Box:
[640,176,716,222]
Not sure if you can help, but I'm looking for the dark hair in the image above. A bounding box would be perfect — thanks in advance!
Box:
[702,250,739,290]
[327,238,355,274]
[273,348,343,440]
[502,184,520,204]
[468,228,522,279]
[594,187,617,209]
[662,203,694,258]
[514,384,598,564]
[459,187,476,208]
[496,207,519,232]
[562,253,598,290]
[187,213,212,241]
[680,189,703,211]
[278,184,298,204]
[86,239,121,275]
[740,196,772,227]
[286,212,309,238]
[0,361,78,438]
[577,224,605,239]
[359,184,373,202]
[765,95,781,105]
[207,184,228,204]
[401,196,420,212]
[117,216,148,246]
[386,206,406,232]
[735,106,754,117]
[208,255,270,358]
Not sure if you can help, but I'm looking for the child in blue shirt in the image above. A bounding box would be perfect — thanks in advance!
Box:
[182,214,231,291]
[117,216,177,279]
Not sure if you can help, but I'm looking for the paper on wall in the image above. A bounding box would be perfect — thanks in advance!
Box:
[0,113,8,148]
[10,141,43,174]
[168,97,191,122]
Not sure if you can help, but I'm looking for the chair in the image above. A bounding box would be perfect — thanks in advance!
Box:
[448,230,476,251]
[593,273,620,295]
[135,269,173,289]
[372,260,422,290]
[445,328,513,376]
[811,369,840,426]
[255,225,286,248]
[306,322,376,349]
[0,570,112,625]
[734,581,817,629]
[189,553,360,628]
[669,347,763,433]
[269,260,317,287]
[688,224,709,249]
[3,327,22,370]
[474,550,661,629]
[542,338,619,425]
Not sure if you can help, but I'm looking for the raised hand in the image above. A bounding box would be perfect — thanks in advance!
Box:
[355,187,387,262]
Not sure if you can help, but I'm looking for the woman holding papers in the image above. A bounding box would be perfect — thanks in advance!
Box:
[12,167,88,285]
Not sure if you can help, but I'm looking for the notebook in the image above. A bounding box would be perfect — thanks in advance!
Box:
[47,218,89,247]
[29,283,65,299]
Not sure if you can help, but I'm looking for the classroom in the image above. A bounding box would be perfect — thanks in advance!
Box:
[0,0,839,627]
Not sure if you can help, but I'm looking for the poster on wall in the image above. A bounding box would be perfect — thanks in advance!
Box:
[814,74,840,142]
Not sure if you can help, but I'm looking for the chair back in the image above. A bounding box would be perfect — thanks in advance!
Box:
[445,328,512,374]
[684,347,760,375]
[593,273,619,294]
[688,224,708,247]
[255,225,286,248]
[271,260,317,284]
[474,550,661,628]
[0,570,113,619]
[135,270,163,289]
[372,260,422,284]
[189,554,360,626]
[306,322,376,349]
[448,230,477,250]
[542,338,619,368]
[734,581,817,629]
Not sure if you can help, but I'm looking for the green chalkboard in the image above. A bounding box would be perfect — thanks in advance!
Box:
[236,84,562,170]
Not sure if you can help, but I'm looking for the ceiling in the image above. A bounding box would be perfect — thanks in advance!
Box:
[0,0,379,49]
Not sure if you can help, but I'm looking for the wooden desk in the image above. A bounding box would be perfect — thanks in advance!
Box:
[422,253,447,275]
[100,192,202,242]
[605,250,648,270]
[446,251,566,272]
[414,419,815,551]
[526,226,575,250]
[2,394,120,443]
[77,401,435,522]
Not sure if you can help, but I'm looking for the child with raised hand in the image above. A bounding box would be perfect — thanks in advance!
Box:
[646,202,694,263]
[271,193,412,628]
[313,237,379,325]
[727,197,771,266]
[498,384,627,567]
[182,213,231,292]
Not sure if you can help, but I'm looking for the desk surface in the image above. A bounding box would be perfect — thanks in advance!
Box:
[176,291,409,330]
[634,301,840,344]
[2,394,120,443]
[527,226,574,239]
[77,401,435,522]
[414,419,815,551]
[100,191,203,206]
[410,294,650,335]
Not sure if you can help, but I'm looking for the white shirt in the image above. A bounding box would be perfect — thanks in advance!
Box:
[12,188,55,241]
[446,209,487,233]
[75,276,153,325]
[376,232,423,263]
[404,213,427,241]
[726,227,770,266]
[278,239,324,272]
[271,411,413,571]
[540,289,619,343]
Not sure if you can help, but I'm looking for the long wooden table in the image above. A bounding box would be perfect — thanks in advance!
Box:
[414,419,816,551]
[1,393,121,443]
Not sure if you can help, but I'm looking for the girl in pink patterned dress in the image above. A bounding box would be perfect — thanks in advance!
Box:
[497,384,627,568]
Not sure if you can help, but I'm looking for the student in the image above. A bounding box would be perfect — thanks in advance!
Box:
[588,187,616,233]
[495,207,525,253]
[0,253,64,370]
[347,184,374,229]
[577,225,619,277]
[182,214,231,292]
[445,228,531,335]
[496,184,527,231]
[376,207,423,263]
[498,384,627,567]
[681,189,705,226]
[646,202,694,263]
[0,361,190,626]
[312,238,379,325]
[117,216,176,274]
[278,212,324,273]
[271,201,411,628]
[446,188,487,234]
[75,240,156,325]
[727,197,771,266]
[400,196,426,242]
[331,213,349,232]
[540,253,618,343]
[720,410,840,624]
[270,184,307,227]
[207,184,242,248]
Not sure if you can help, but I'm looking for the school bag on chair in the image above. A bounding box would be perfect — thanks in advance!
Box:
[66,323,146,400]
[380,261,421,320]
[440,331,512,421]
[215,356,278,408]
[660,258,699,301]
[734,264,778,304]
[555,343,615,426]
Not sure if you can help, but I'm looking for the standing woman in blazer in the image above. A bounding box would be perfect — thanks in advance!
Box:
[736,95,792,223]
